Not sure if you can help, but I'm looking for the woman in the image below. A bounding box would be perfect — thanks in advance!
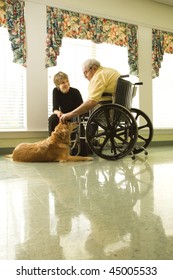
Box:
[48,71,88,156]
[48,71,83,135]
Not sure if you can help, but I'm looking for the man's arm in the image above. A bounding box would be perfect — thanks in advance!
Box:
[60,99,97,122]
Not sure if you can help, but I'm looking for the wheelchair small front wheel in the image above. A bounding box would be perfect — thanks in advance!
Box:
[131,108,153,154]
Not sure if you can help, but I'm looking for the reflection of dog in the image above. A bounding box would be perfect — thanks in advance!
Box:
[12,122,93,162]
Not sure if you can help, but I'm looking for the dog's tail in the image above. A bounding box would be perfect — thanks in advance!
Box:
[4,154,13,159]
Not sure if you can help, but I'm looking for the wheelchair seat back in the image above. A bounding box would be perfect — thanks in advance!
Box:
[114,77,133,110]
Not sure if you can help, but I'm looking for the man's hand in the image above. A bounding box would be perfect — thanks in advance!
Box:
[60,112,73,123]
[60,100,97,123]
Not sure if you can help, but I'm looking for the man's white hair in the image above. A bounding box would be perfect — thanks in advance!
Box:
[82,59,101,71]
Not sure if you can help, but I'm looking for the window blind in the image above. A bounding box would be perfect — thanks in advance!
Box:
[153,53,173,128]
[0,27,26,131]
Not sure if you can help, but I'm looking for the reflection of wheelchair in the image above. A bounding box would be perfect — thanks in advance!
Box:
[71,76,153,160]
[72,156,153,210]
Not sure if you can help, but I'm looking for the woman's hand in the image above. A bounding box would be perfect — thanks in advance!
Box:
[57,111,62,118]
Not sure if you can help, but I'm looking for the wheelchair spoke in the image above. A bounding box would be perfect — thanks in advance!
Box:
[95,130,107,137]
[110,136,118,155]
[138,124,149,130]
[91,118,106,130]
[137,134,148,141]
[103,107,113,127]
[99,136,110,151]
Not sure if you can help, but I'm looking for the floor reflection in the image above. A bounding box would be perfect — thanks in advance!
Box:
[0,146,173,260]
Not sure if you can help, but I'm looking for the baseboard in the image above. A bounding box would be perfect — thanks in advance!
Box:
[0,141,173,156]
[0,147,14,155]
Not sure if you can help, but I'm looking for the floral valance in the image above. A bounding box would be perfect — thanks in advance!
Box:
[45,6,138,76]
[152,29,173,78]
[0,0,6,26]
[164,31,173,54]
[0,0,26,66]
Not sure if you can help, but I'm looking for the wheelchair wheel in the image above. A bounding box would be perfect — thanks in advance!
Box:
[131,108,153,154]
[86,104,138,160]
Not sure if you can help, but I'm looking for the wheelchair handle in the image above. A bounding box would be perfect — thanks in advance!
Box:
[119,76,143,86]
[134,82,143,86]
[120,74,129,78]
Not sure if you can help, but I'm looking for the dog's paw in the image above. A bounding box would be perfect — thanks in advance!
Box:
[87,157,93,161]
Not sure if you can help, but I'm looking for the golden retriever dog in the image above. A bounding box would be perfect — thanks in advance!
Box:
[12,122,93,162]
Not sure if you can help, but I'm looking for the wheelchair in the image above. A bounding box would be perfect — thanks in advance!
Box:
[71,76,153,160]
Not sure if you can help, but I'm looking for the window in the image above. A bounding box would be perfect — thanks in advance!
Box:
[0,27,26,131]
[48,38,138,116]
[152,53,173,128]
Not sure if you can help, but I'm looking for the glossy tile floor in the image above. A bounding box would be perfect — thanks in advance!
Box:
[0,145,173,260]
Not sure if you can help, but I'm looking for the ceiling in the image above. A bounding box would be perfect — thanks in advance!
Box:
[152,0,173,6]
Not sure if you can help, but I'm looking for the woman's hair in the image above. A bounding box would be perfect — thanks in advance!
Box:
[53,72,69,87]
[82,59,101,71]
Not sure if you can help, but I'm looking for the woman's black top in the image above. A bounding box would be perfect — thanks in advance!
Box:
[52,87,83,113]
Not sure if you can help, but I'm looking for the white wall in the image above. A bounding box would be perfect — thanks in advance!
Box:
[22,0,173,130]
[25,1,47,131]
[27,0,173,31]
[138,26,153,119]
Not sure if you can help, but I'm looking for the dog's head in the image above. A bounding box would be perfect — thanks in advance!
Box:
[57,122,78,132]
[53,122,79,142]
[67,121,79,132]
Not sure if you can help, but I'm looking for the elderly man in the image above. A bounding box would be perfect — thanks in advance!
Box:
[60,59,121,122]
